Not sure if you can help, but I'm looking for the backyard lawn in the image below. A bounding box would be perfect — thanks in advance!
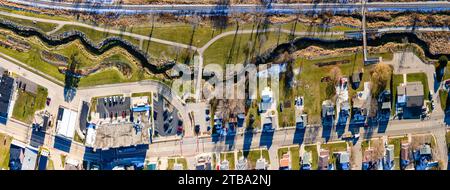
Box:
[239,149,271,169]
[277,146,300,170]
[12,86,48,124]
[167,157,188,170]
[294,53,392,123]
[388,136,409,170]
[303,144,318,170]
[220,152,236,170]
[0,133,13,170]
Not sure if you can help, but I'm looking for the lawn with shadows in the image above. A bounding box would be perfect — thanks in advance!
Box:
[167,157,188,170]
[304,144,319,170]
[388,136,408,170]
[238,149,270,169]
[220,152,236,170]
[278,146,300,170]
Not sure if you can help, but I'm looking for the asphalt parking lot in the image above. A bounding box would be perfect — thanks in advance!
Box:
[153,94,180,137]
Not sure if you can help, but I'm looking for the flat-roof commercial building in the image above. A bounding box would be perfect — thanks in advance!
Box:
[56,107,78,139]
[0,75,16,125]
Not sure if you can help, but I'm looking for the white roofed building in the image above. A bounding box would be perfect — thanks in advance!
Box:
[56,107,78,139]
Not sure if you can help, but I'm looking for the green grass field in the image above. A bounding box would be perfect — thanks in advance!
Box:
[220,152,236,170]
[388,136,408,170]
[0,133,13,170]
[167,157,188,170]
[439,89,448,111]
[12,87,48,124]
[277,146,300,170]
[239,149,271,169]
[294,52,392,123]
[0,14,58,32]
[203,32,291,66]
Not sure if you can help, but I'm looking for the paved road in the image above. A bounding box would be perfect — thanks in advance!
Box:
[7,0,450,14]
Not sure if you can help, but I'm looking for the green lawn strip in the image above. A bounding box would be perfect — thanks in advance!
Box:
[0,133,13,169]
[54,25,183,62]
[241,149,270,169]
[78,67,157,87]
[73,132,84,144]
[203,32,291,66]
[167,158,175,170]
[0,41,65,81]
[0,33,147,84]
[388,136,408,170]
[55,25,140,45]
[47,159,54,170]
[245,96,261,129]
[439,89,448,111]
[392,74,404,114]
[167,157,187,170]
[0,14,58,32]
[125,21,352,48]
[60,154,67,167]
[320,142,348,165]
[12,86,48,124]
[289,146,300,170]
[303,144,318,170]
[177,158,188,170]
[0,7,71,21]
[278,71,295,128]
[220,152,236,170]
